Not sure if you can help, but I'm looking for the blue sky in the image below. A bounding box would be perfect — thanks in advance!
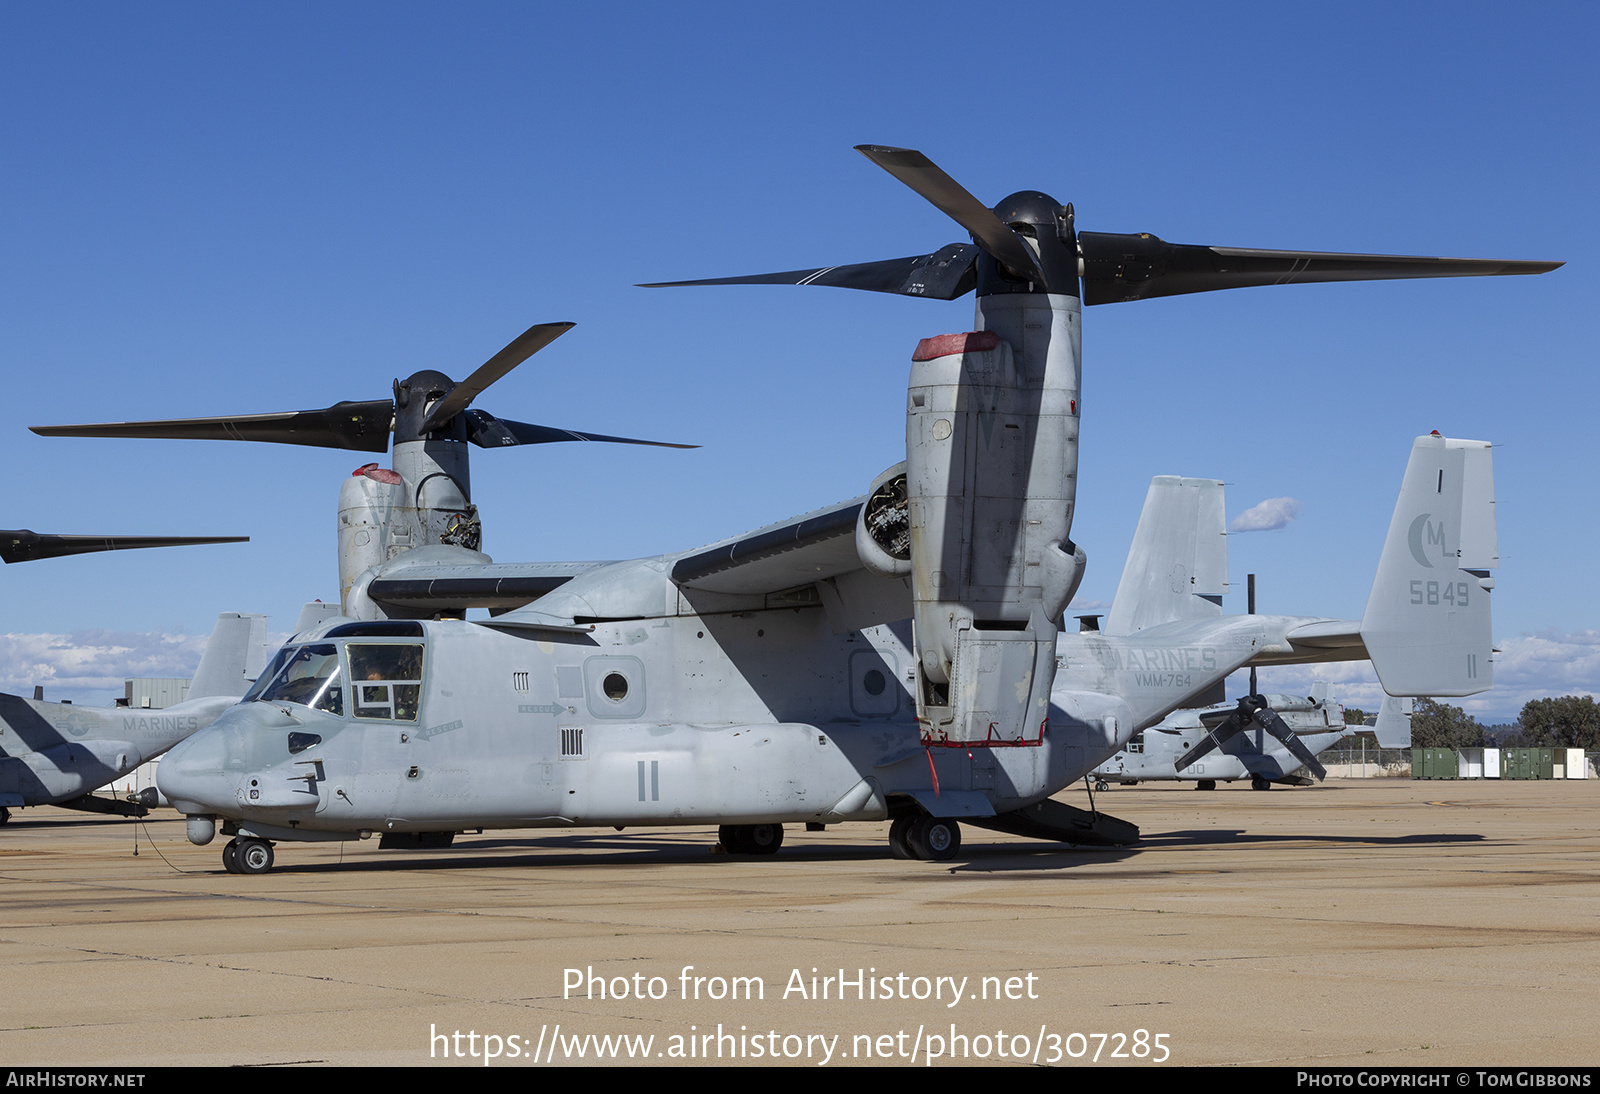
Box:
[1,3,1594,720]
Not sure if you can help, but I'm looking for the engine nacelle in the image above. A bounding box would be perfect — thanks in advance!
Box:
[855,461,912,578]
[905,293,1085,746]
[338,462,485,618]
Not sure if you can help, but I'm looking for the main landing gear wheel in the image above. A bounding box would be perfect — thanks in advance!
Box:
[235,838,275,874]
[888,815,916,859]
[719,824,784,855]
[1196,779,1217,791]
[1251,775,1272,792]
[0,806,10,824]
[909,816,961,861]
[221,838,241,873]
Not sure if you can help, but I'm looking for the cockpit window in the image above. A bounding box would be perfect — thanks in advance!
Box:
[255,644,344,716]
[243,646,295,703]
[348,643,424,721]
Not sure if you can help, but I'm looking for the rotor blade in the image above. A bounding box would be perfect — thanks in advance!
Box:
[464,410,697,450]
[638,245,980,300]
[1174,711,1246,772]
[0,531,248,565]
[1252,708,1329,782]
[31,399,395,453]
[1079,232,1564,305]
[853,145,1045,282]
[420,322,575,434]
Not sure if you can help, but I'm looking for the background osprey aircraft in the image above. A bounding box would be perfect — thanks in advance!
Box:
[1091,689,1413,792]
[36,147,1549,872]
[1093,688,1350,793]
[0,530,256,823]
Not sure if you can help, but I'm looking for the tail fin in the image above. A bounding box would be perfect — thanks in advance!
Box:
[1361,435,1496,696]
[1373,694,1414,748]
[188,612,270,699]
[292,600,343,638]
[1106,476,1228,635]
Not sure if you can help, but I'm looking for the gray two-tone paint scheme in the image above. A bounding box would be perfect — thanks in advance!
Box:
[155,430,1496,869]
[40,145,1543,869]
[0,613,266,822]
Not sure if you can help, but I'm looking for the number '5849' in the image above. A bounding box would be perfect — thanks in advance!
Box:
[1410,580,1468,606]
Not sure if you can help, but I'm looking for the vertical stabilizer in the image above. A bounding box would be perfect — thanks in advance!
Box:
[1361,435,1495,696]
[1106,476,1228,635]
[189,613,270,699]
[293,600,344,637]
[1373,694,1414,748]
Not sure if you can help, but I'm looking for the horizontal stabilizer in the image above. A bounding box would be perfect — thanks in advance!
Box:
[1361,436,1496,696]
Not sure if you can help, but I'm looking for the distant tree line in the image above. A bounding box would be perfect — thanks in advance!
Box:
[1410,695,1600,750]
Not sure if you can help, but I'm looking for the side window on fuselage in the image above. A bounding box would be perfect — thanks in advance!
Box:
[348,643,425,721]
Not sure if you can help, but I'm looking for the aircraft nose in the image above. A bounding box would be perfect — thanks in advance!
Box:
[156,724,232,815]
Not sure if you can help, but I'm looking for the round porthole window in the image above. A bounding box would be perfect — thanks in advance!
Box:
[863,669,886,696]
[603,672,629,701]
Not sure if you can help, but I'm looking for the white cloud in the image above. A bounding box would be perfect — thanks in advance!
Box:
[1482,629,1600,714]
[1229,496,1300,533]
[0,626,291,706]
[0,630,207,699]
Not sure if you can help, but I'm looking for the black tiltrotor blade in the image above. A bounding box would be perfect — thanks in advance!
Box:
[0,531,248,565]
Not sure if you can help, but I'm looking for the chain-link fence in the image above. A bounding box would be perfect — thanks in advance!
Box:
[1320,748,1413,777]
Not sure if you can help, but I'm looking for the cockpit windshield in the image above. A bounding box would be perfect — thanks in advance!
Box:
[248,644,344,716]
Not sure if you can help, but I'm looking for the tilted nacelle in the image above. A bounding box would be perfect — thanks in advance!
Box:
[900,294,1086,746]
[339,462,483,616]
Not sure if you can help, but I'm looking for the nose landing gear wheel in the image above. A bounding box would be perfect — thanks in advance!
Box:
[235,838,275,874]
[221,838,241,873]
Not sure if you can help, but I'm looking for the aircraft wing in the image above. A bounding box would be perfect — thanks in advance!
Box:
[365,559,618,613]
[669,498,865,595]
[668,497,912,631]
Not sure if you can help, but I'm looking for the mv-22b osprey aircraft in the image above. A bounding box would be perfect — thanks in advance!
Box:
[37,146,1555,873]
[0,530,259,824]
